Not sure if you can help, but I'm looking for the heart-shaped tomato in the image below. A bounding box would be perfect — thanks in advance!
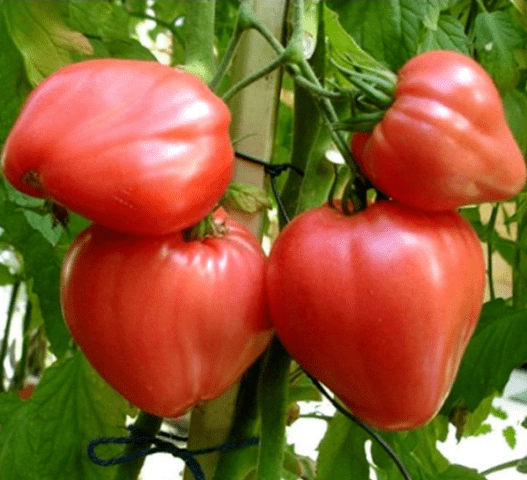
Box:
[266,201,485,430]
[60,209,273,417]
[2,59,233,235]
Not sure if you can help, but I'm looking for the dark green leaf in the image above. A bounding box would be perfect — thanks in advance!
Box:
[444,299,527,412]
[474,10,527,91]
[418,15,469,54]
[67,0,130,39]
[324,5,383,70]
[0,352,135,480]
[329,0,427,70]
[152,0,186,24]
[0,6,31,143]
[503,89,527,155]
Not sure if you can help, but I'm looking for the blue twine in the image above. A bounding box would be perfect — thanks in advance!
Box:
[87,425,259,480]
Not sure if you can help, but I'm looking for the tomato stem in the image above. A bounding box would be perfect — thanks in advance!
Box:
[182,213,226,242]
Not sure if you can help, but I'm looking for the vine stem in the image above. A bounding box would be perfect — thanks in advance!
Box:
[222,49,290,103]
[0,281,21,393]
[209,20,245,93]
[184,0,216,83]
[12,298,32,391]
[480,457,525,476]
[486,204,499,301]
[256,339,292,480]
[113,411,163,480]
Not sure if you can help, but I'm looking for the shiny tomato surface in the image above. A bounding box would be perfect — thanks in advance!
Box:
[266,202,485,430]
[2,59,234,235]
[61,209,273,417]
[353,50,525,210]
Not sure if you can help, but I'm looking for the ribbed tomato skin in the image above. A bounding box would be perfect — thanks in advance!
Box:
[61,210,273,417]
[266,202,485,430]
[2,59,234,235]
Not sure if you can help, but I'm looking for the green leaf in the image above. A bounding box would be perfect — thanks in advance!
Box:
[502,89,527,155]
[372,419,451,479]
[0,6,31,143]
[491,405,508,420]
[0,185,70,357]
[418,15,470,54]
[324,5,383,70]
[436,464,487,479]
[221,183,271,214]
[315,412,369,480]
[474,10,527,91]
[66,1,156,61]
[283,445,316,480]
[503,425,516,448]
[450,395,495,440]
[67,1,131,40]
[3,1,94,86]
[0,352,136,480]
[0,264,15,286]
[444,299,527,412]
[329,0,427,70]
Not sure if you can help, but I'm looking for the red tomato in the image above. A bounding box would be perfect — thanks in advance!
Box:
[266,202,485,430]
[1,59,234,235]
[353,50,525,210]
[60,209,273,417]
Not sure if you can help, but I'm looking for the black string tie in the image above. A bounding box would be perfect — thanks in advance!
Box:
[235,151,304,224]
[87,425,259,480]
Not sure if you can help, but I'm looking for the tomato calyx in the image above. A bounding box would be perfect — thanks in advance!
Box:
[182,211,228,242]
[22,170,44,194]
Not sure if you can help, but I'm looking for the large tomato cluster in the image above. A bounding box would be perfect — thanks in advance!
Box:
[2,59,273,418]
[266,51,524,430]
[2,51,525,431]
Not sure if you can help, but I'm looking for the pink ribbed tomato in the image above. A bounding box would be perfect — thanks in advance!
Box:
[2,59,233,235]
[61,209,273,417]
[352,50,525,210]
[266,201,485,430]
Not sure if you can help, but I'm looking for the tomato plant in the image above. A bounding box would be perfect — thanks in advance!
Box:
[1,2,527,480]
[352,50,526,211]
[60,208,273,418]
[1,59,234,235]
[266,201,486,430]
